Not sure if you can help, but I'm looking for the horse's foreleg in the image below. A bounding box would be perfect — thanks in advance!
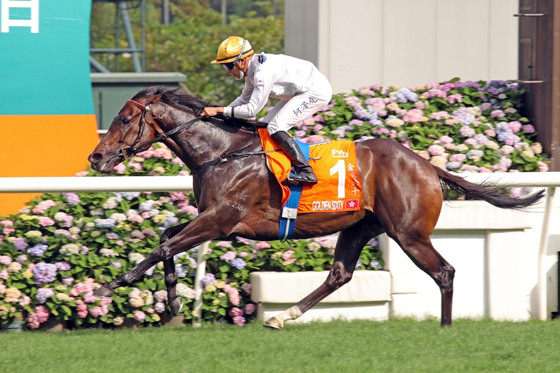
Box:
[94,246,169,297]
[163,257,183,315]
[265,222,376,329]
[160,222,191,315]
[94,217,216,298]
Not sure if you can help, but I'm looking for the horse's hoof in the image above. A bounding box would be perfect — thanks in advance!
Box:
[94,285,114,298]
[170,298,184,315]
[263,317,283,329]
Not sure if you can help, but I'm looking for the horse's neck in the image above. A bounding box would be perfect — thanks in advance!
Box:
[171,117,258,171]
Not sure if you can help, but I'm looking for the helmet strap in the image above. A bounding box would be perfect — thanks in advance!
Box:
[231,39,247,67]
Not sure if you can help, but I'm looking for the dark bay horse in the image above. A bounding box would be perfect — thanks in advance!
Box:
[88,86,544,328]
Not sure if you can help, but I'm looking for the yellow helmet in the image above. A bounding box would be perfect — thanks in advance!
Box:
[211,36,254,64]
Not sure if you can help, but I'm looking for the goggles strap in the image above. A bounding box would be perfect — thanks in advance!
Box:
[230,39,246,67]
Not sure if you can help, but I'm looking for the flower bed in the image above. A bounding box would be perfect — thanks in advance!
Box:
[0,79,548,330]
[294,79,548,176]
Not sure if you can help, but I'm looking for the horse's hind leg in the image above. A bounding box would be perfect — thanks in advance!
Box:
[265,219,380,329]
[394,234,455,326]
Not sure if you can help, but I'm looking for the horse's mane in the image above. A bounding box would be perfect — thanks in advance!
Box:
[133,86,266,130]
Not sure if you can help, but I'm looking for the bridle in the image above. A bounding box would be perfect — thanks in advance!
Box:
[120,98,277,173]
[120,99,203,159]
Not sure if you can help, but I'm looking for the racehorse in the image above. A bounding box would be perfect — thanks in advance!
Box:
[88,86,544,328]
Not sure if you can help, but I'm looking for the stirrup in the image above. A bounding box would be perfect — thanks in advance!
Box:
[284,167,318,185]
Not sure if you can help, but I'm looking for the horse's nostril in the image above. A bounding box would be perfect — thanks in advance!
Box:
[88,152,103,163]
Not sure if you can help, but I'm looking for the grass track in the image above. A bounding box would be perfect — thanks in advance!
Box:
[2,318,560,372]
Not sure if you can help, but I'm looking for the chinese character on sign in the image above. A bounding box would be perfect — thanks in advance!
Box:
[1,0,40,33]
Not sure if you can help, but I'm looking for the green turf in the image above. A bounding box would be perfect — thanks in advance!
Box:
[1,318,559,373]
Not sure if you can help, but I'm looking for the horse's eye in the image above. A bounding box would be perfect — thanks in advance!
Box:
[121,117,131,125]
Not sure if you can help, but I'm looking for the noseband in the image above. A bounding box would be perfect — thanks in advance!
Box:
[120,99,203,159]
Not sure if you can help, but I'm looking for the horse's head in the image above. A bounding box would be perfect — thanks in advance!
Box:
[88,88,165,173]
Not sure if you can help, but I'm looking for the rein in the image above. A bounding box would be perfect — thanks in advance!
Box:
[123,99,280,171]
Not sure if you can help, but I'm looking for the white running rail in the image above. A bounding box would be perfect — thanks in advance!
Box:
[1,172,559,321]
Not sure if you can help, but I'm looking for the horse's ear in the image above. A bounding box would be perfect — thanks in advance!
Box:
[149,100,167,119]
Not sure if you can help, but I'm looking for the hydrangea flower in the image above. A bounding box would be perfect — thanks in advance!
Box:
[36,288,54,303]
[33,262,57,285]
[230,258,246,270]
[28,243,48,257]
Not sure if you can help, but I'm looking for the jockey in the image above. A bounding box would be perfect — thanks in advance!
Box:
[202,36,333,185]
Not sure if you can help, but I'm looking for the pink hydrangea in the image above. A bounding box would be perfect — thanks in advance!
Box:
[229,307,243,318]
[244,303,256,315]
[76,299,88,319]
[225,285,240,306]
[430,111,449,120]
[428,145,445,156]
[27,305,50,329]
[70,282,94,297]
[241,283,252,294]
[282,249,297,266]
[402,109,425,123]
[509,121,522,132]
[255,241,271,250]
[0,220,13,228]
[220,251,236,262]
[439,136,453,144]
[0,255,11,266]
[426,88,446,98]
[113,163,126,174]
[449,154,466,163]
[447,94,463,104]
[154,290,168,302]
[491,110,505,118]
[169,191,187,201]
[32,200,57,214]
[522,124,535,133]
[537,161,549,172]
[301,134,327,144]
[232,315,246,326]
[90,306,104,318]
[154,147,173,159]
[134,310,146,322]
[181,205,198,215]
[460,126,475,137]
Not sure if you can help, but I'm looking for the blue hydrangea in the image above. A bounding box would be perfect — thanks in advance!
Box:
[116,192,141,201]
[230,258,246,270]
[13,238,28,251]
[201,273,215,287]
[452,108,475,125]
[396,87,418,103]
[33,262,57,285]
[95,218,115,229]
[63,192,80,205]
[175,264,188,278]
[139,200,155,211]
[28,243,48,257]
[36,288,54,303]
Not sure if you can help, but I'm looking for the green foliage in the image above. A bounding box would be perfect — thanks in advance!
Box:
[0,141,382,329]
[295,80,549,177]
[0,77,549,330]
[91,0,284,104]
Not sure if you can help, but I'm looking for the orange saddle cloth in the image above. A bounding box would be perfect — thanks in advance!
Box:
[258,129,362,213]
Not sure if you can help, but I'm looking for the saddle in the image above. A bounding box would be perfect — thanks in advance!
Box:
[258,129,362,214]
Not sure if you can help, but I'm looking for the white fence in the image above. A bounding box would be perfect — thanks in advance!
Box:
[1,172,559,321]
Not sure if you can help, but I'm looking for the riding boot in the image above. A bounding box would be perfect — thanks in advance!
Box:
[271,131,318,185]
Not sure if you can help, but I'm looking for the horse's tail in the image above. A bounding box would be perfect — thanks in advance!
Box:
[434,166,545,209]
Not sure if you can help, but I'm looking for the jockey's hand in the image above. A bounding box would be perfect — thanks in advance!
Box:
[202,107,223,117]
